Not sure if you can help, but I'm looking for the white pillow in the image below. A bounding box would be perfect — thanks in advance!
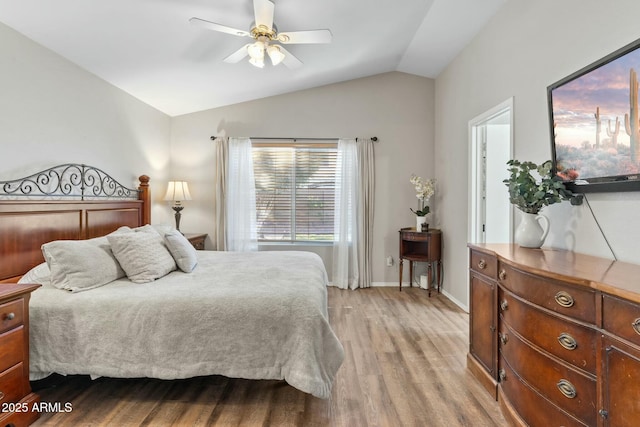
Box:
[164,230,198,273]
[107,232,176,283]
[41,238,126,292]
[18,262,51,286]
[135,224,175,237]
[152,224,175,235]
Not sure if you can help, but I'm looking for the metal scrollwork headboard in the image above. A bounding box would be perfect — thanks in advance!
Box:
[0,163,140,200]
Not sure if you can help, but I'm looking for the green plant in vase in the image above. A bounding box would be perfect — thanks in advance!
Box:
[503,159,580,248]
[504,160,573,214]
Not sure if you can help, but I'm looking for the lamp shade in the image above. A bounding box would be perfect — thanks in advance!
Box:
[163,181,192,202]
[247,41,265,60]
[267,45,285,66]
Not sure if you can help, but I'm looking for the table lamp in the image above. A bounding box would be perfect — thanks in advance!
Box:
[163,181,192,232]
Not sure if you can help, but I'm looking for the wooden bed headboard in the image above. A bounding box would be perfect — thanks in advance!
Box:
[0,164,151,282]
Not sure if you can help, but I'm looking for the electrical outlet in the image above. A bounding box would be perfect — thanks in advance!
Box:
[386,256,394,267]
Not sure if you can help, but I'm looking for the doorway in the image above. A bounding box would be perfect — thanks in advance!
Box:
[468,98,513,244]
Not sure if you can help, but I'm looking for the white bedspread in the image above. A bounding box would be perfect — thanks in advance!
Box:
[29,251,344,399]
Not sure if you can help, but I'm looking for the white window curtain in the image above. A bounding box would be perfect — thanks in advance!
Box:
[214,137,258,251]
[332,138,375,289]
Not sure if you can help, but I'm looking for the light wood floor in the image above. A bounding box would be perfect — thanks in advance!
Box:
[31,287,506,427]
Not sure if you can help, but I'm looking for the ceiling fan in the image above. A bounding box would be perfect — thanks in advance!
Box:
[189,0,332,69]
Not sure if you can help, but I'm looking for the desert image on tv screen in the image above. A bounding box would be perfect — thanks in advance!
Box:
[551,46,640,181]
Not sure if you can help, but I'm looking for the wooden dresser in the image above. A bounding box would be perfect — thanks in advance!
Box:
[0,284,40,427]
[468,244,640,427]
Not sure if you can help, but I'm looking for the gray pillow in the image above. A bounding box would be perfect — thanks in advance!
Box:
[164,230,198,273]
[107,232,177,283]
[18,262,51,286]
[135,224,175,237]
[41,238,126,292]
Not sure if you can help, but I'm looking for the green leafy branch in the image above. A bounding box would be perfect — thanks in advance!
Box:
[503,159,579,214]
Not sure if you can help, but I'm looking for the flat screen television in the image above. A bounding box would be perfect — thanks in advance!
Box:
[548,37,640,193]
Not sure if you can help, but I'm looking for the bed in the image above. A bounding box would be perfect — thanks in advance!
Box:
[0,164,344,399]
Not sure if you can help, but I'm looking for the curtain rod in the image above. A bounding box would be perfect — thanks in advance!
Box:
[210,136,378,142]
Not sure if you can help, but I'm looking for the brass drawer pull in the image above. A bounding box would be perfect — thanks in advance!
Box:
[498,269,507,281]
[554,291,574,308]
[5,312,15,321]
[500,299,508,311]
[498,369,507,382]
[557,379,577,399]
[499,333,509,345]
[632,318,640,336]
[558,333,578,351]
[477,259,486,270]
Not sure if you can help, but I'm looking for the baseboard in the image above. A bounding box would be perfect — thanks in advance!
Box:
[442,289,468,312]
[328,282,407,287]
[371,282,469,313]
[371,281,406,287]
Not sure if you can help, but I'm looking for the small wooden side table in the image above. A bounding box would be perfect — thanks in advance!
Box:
[184,233,207,250]
[398,227,442,295]
[0,283,41,427]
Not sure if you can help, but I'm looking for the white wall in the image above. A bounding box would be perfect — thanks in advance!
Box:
[0,22,172,224]
[170,71,435,283]
[435,0,640,309]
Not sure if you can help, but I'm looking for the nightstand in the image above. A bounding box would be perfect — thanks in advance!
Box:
[184,233,207,250]
[0,283,41,426]
[398,227,442,295]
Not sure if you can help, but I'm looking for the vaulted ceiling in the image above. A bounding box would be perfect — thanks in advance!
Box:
[0,0,507,116]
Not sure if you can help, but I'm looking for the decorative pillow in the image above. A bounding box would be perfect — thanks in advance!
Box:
[134,224,160,235]
[18,262,51,286]
[135,224,175,237]
[164,230,198,273]
[41,238,126,292]
[107,232,177,283]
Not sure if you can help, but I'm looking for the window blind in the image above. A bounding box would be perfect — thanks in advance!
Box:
[252,143,337,242]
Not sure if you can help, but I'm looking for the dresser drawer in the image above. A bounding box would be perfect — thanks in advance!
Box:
[402,231,428,242]
[603,295,640,348]
[191,238,205,250]
[499,322,596,426]
[185,233,207,250]
[0,363,26,405]
[499,355,587,427]
[0,299,24,335]
[499,287,597,373]
[470,250,497,279]
[498,263,595,324]
[0,328,23,373]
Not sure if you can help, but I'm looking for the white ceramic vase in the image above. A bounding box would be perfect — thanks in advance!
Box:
[515,212,550,248]
[416,216,428,232]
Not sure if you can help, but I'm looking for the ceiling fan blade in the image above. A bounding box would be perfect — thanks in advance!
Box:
[223,44,251,63]
[189,17,250,37]
[277,29,332,44]
[278,46,303,69]
[253,0,275,31]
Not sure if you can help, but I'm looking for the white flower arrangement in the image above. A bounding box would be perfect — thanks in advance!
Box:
[409,174,436,216]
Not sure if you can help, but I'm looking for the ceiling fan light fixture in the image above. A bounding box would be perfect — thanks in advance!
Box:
[248,40,266,68]
[247,40,265,60]
[267,45,285,66]
[249,56,265,68]
[192,0,331,70]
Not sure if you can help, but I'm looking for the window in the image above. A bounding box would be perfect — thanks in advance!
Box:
[252,142,337,242]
